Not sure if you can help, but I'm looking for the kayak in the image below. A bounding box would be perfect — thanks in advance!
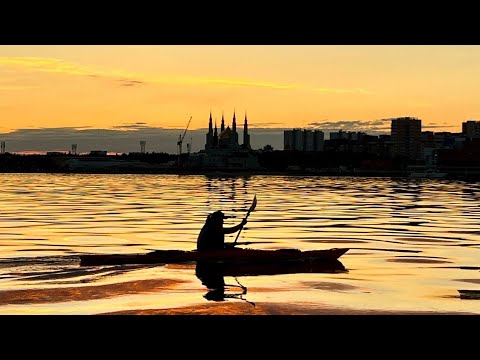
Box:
[79,247,349,267]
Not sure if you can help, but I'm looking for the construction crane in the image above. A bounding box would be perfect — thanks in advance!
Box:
[177,116,192,166]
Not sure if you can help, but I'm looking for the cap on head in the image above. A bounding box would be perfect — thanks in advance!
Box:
[210,210,225,220]
[207,210,234,221]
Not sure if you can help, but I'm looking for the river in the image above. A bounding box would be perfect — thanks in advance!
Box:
[0,173,479,314]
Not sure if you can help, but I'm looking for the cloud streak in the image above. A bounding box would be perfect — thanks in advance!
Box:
[0,56,374,95]
[117,79,145,87]
[0,57,96,76]
[196,78,295,90]
[307,119,454,136]
[308,119,392,133]
[0,85,39,91]
[312,87,375,95]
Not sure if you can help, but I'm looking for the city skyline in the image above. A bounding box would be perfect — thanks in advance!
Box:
[0,117,472,154]
[1,45,480,152]
[0,114,472,155]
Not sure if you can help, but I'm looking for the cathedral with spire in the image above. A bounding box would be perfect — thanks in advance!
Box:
[205,110,251,151]
[188,110,259,170]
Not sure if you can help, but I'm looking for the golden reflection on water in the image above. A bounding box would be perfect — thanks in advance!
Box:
[0,173,479,314]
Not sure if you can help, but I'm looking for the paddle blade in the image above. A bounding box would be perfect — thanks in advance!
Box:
[248,195,257,213]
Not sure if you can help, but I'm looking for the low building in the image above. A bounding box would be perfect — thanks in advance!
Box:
[89,150,108,157]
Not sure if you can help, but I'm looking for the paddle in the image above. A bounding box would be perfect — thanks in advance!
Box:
[233,195,257,246]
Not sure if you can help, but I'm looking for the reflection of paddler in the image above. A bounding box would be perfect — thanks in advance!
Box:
[196,262,225,293]
[195,262,251,304]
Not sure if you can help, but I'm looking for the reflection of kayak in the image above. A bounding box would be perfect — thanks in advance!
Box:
[195,256,347,303]
[458,290,480,300]
[196,258,347,278]
[80,247,349,267]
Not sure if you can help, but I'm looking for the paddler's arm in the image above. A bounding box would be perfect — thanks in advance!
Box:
[222,218,247,234]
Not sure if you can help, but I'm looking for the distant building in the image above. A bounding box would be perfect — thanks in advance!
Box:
[189,111,259,169]
[391,117,422,160]
[89,150,108,157]
[329,130,349,140]
[284,129,324,151]
[330,130,366,141]
[462,120,480,139]
[284,129,300,150]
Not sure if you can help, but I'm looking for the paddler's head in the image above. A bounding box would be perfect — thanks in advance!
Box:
[208,210,225,224]
[207,210,234,225]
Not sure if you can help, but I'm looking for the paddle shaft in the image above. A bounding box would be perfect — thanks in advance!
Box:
[232,195,256,246]
[233,210,252,245]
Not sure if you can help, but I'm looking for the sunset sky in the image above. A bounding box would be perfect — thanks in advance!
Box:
[1,45,480,153]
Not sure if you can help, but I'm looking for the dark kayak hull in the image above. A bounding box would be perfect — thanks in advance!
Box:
[79,248,349,267]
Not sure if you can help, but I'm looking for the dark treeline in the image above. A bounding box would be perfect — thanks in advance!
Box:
[0,152,176,173]
[0,151,406,174]
[118,152,177,163]
[258,150,404,171]
[0,154,61,172]
[1,147,480,179]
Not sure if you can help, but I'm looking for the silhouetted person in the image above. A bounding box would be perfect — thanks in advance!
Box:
[197,210,247,251]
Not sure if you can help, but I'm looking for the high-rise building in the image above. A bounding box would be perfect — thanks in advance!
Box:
[284,129,302,150]
[284,129,324,151]
[330,130,366,141]
[391,117,422,160]
[462,120,480,139]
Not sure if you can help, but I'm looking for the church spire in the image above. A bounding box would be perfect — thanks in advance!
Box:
[213,120,218,147]
[205,110,214,150]
[232,109,237,133]
[243,110,250,149]
[221,111,225,132]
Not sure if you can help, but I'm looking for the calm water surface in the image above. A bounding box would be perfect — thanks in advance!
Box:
[0,173,479,314]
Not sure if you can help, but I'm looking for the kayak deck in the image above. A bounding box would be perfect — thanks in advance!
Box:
[79,247,349,267]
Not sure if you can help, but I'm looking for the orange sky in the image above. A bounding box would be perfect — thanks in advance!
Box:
[1,45,480,133]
